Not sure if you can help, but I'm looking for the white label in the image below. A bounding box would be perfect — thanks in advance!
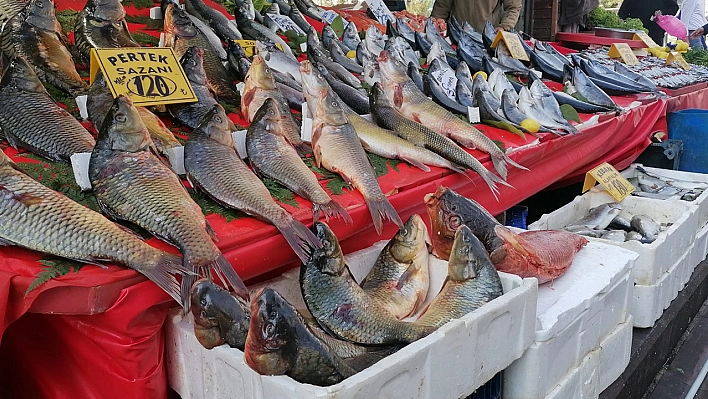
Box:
[149,6,163,19]
[70,152,93,191]
[159,32,165,47]
[300,42,307,52]
[576,115,599,130]
[166,146,186,175]
[236,82,246,95]
[444,35,452,45]
[76,95,88,120]
[266,13,306,35]
[467,107,480,123]
[414,50,421,58]
[430,68,457,100]
[301,117,313,142]
[301,102,310,119]
[320,10,338,24]
[232,130,248,159]
[365,0,394,25]
[364,67,380,86]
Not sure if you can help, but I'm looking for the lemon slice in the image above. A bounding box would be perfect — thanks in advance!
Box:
[472,71,488,81]
[520,118,540,133]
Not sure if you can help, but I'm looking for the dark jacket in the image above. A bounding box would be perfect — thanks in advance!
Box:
[618,0,679,44]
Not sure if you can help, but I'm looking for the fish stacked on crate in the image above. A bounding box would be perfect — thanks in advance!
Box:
[626,165,707,201]
[562,202,665,243]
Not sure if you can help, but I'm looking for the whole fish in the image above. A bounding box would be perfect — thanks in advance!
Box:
[613,62,662,94]
[365,25,386,56]
[163,3,238,104]
[529,48,564,82]
[455,61,476,96]
[474,89,527,135]
[488,68,518,104]
[184,0,243,41]
[608,213,633,232]
[429,72,468,114]
[292,0,325,20]
[244,287,359,386]
[370,83,509,198]
[377,50,527,181]
[552,89,614,114]
[227,40,250,80]
[191,279,250,350]
[496,42,530,74]
[408,61,425,93]
[73,0,140,62]
[89,95,248,309]
[389,36,420,71]
[361,214,430,319]
[425,17,454,55]
[395,18,416,46]
[185,104,322,263]
[501,89,538,131]
[415,225,503,328]
[327,40,363,75]
[518,87,573,134]
[287,0,313,33]
[424,186,503,260]
[490,226,588,284]
[1,0,88,95]
[566,64,619,111]
[631,214,660,243]
[565,203,623,230]
[528,79,577,134]
[456,79,475,107]
[246,98,351,223]
[301,61,402,235]
[601,230,627,242]
[0,55,95,162]
[241,54,309,154]
[234,2,295,58]
[342,21,361,53]
[256,40,302,83]
[314,61,369,115]
[307,27,362,89]
[626,231,644,242]
[322,24,351,53]
[300,222,435,344]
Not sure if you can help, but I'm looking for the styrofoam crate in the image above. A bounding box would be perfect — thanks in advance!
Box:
[529,190,700,286]
[503,242,637,399]
[544,316,633,399]
[167,240,538,399]
[691,223,708,268]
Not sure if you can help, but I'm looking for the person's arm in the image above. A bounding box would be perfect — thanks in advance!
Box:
[430,0,454,20]
[689,22,708,37]
[499,0,522,30]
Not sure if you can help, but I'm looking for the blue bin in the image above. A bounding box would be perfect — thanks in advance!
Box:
[505,206,528,230]
[667,109,708,173]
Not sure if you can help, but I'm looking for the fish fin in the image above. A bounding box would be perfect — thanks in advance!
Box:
[141,252,192,311]
[115,224,145,240]
[241,89,256,122]
[5,191,44,207]
[411,112,423,124]
[188,255,249,307]
[477,166,514,201]
[399,155,431,172]
[395,262,419,290]
[393,84,404,108]
[96,197,126,222]
[312,200,353,224]
[365,197,403,235]
[500,152,528,172]
[0,237,16,246]
[204,220,219,242]
[293,141,313,157]
[275,214,323,263]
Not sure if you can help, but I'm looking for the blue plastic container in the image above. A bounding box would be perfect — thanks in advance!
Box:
[667,109,708,173]
[505,206,528,230]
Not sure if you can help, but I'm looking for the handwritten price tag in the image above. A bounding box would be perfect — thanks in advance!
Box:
[430,68,457,100]
[582,162,636,201]
[608,43,639,66]
[633,31,659,49]
[266,13,306,35]
[320,10,338,24]
[491,31,529,61]
[365,0,394,25]
[667,51,691,70]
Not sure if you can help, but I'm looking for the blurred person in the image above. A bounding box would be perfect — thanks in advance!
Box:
[680,0,708,48]
[430,0,521,31]
[618,0,679,44]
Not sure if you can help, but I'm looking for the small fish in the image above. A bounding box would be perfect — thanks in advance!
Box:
[74,0,140,62]
[607,213,632,232]
[566,203,623,230]
[625,231,644,242]
[314,61,369,115]
[518,87,572,134]
[361,214,430,319]
[322,24,352,53]
[631,214,660,244]
[191,279,250,350]
[415,225,503,328]
[341,21,361,52]
[601,230,627,242]
[307,27,362,89]
[184,0,243,41]
[327,40,363,75]
[257,41,302,83]
[234,2,294,58]
[287,0,313,33]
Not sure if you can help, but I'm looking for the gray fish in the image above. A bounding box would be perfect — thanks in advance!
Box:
[365,25,385,56]
[471,73,501,111]
[601,230,627,242]
[607,213,632,232]
[425,17,454,55]
[257,41,302,83]
[631,214,660,244]
[564,225,603,238]
[518,87,571,134]
[395,18,416,45]
[613,62,661,94]
[314,61,369,115]
[529,79,577,133]
[489,68,518,104]
[429,72,467,114]
[184,0,243,41]
[567,64,619,111]
[455,61,475,94]
[306,27,361,89]
[272,0,291,14]
[191,279,250,350]
[322,24,351,53]
[408,61,425,93]
[234,2,294,58]
[567,203,623,230]
[286,0,313,34]
[341,21,361,52]
[74,0,140,62]
[292,0,325,21]
[456,79,474,107]
[625,231,644,242]
[327,41,363,74]
[167,46,222,129]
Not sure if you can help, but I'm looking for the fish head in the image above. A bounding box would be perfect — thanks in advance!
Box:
[98,95,152,152]
[377,50,408,83]
[299,61,330,114]
[194,104,235,146]
[24,0,57,30]
[309,221,346,275]
[0,55,44,93]
[369,82,390,108]
[180,46,208,86]
[424,186,466,260]
[229,41,248,60]
[236,0,256,21]
[251,98,282,131]
[448,225,489,281]
[316,92,349,125]
[390,214,430,262]
[163,3,196,37]
[306,26,321,50]
[245,55,276,90]
[244,288,294,375]
[85,0,126,21]
[191,279,250,349]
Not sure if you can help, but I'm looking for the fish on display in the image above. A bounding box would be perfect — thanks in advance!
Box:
[292,0,325,21]
[631,214,660,243]
[228,40,250,80]
[184,0,243,41]
[286,0,313,34]
[322,24,351,54]
[456,79,475,107]
[0,55,95,162]
[361,214,430,319]
[415,225,504,328]
[244,45,301,92]
[341,21,361,53]
[528,79,578,134]
[74,0,140,62]
[301,61,402,235]
[424,186,504,260]
[365,25,386,57]
[565,203,623,230]
[474,88,527,136]
[394,18,416,47]
[191,279,250,350]
[256,40,302,84]
[1,0,88,95]
[629,165,707,201]
[370,82,510,199]
[408,61,426,93]
[89,95,248,310]
[327,40,364,75]
[246,98,351,224]
[314,61,369,115]
[517,87,573,134]
[425,17,454,55]
[135,106,182,156]
[601,230,626,242]
[185,104,322,262]
[564,64,619,111]
[490,226,588,284]
[300,221,435,345]
[242,54,310,154]
[613,62,662,95]
[429,71,468,114]
[488,68,518,104]
[0,148,188,305]
[234,1,294,58]
[307,27,362,89]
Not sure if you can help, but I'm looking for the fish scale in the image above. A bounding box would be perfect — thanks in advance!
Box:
[73,0,140,62]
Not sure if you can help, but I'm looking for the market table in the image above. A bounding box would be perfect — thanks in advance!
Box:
[0,2,701,397]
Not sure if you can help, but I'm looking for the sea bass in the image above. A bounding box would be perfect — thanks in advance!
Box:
[74,0,140,62]
[191,279,250,350]
[89,95,247,309]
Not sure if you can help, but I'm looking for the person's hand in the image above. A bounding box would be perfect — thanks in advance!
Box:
[690,27,705,39]
[495,26,506,32]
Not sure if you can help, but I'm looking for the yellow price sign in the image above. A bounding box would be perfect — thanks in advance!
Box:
[608,43,639,66]
[582,162,636,201]
[667,51,691,70]
[234,40,257,57]
[89,47,196,107]
[491,31,530,61]
[633,32,659,49]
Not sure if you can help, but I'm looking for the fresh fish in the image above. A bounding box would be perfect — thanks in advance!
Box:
[471,74,500,113]
[496,43,530,74]
[455,61,475,94]
[429,72,468,114]
[184,0,243,41]
[613,62,662,94]
[552,89,614,114]
[529,47,564,82]
[386,19,414,48]
[342,21,361,52]
[191,279,250,350]
[377,50,527,181]
[361,214,430,319]
[135,107,181,156]
[456,79,475,107]
[489,69,519,104]
[501,89,539,131]
[529,79,578,133]
[241,54,309,154]
[573,55,650,92]
[601,230,627,242]
[299,222,434,345]
[425,17,454,55]
[415,225,503,327]
[73,0,140,62]
[277,81,306,109]
[457,45,483,74]
[408,61,425,93]
[246,98,351,223]
[234,2,294,58]
[631,214,660,243]
[564,225,603,238]
[323,24,351,53]
[292,0,325,21]
[89,95,247,309]
[369,82,509,198]
[474,88,527,135]
[314,61,369,115]
[518,87,572,134]
[391,36,420,71]
[490,226,588,284]
[395,18,416,45]
[362,47,381,85]
[327,40,363,74]
[307,27,362,89]
[0,55,95,162]
[566,203,623,230]
[287,0,313,34]
[257,41,302,83]
[228,42,252,81]
[272,0,291,15]
[414,31,432,56]
[625,231,644,242]
[1,0,88,95]
[0,148,187,305]
[607,213,632,232]
[566,64,619,111]
[355,40,371,67]
[365,25,385,56]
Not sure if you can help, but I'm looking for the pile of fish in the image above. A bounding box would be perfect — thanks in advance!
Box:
[625,165,708,201]
[563,203,664,244]
[190,215,506,386]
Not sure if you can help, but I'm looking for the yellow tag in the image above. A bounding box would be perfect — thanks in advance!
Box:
[89,48,197,107]
[234,40,257,57]
[490,31,530,61]
[633,32,659,49]
[667,51,691,70]
[346,50,356,59]
[582,162,636,201]
[608,43,639,66]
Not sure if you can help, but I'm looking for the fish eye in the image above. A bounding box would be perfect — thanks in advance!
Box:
[200,310,207,318]
[269,311,277,319]
[450,203,458,212]
[115,114,127,123]
[201,298,207,306]
[268,109,275,115]
[264,323,275,337]
[35,1,43,7]
[214,115,222,123]
[450,215,461,229]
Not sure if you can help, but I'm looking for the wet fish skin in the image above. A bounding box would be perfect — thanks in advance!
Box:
[184,0,243,41]
[89,95,248,310]
[607,213,632,232]
[257,41,302,83]
[342,21,361,52]
[631,214,660,243]
[135,106,181,156]
[568,64,619,111]
[73,0,140,62]
[408,61,426,93]
[416,225,503,328]
[567,203,623,230]
[307,27,362,89]
[314,61,369,115]
[565,225,603,238]
[234,2,294,58]
[601,230,627,242]
[167,46,221,129]
[518,86,572,134]
[286,0,313,33]
[361,214,430,319]
[327,40,364,75]
[191,279,250,350]
[323,24,352,53]
[299,222,435,345]
[246,98,351,224]
[0,55,95,162]
[625,231,644,242]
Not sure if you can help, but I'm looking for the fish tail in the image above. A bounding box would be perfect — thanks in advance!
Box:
[294,141,313,157]
[140,253,193,312]
[478,166,515,201]
[492,153,528,179]
[313,200,353,224]
[212,254,249,301]
[366,197,403,235]
[276,215,324,263]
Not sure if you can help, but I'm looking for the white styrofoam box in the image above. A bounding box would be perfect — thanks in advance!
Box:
[529,190,700,286]
[167,240,538,399]
[691,222,708,268]
[503,241,637,399]
[544,316,633,399]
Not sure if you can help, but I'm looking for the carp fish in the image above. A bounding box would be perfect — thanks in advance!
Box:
[73,0,140,63]
[191,279,250,350]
